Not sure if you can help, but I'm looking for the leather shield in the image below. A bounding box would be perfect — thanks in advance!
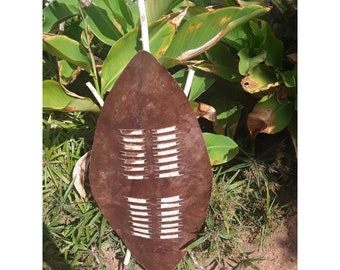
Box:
[89,51,212,270]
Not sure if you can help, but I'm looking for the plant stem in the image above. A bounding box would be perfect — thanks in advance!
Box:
[79,4,101,96]
[85,30,101,95]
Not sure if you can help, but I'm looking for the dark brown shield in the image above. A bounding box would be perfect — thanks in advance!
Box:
[89,51,212,270]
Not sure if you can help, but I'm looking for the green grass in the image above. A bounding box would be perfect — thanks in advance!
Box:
[43,111,296,270]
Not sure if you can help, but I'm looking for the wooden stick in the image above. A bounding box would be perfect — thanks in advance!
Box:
[86,82,104,108]
[183,67,195,98]
[137,0,150,52]
[123,249,131,266]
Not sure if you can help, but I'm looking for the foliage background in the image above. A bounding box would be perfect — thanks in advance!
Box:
[43,0,299,269]
[4,1,340,269]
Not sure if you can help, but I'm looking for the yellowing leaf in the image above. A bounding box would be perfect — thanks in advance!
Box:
[58,60,81,85]
[161,5,269,68]
[247,94,294,138]
[241,64,281,94]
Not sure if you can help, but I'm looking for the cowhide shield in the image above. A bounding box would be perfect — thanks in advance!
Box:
[89,51,212,270]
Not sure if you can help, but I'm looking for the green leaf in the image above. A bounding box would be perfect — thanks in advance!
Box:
[199,42,241,82]
[248,94,294,137]
[194,0,212,6]
[43,80,100,112]
[280,65,297,87]
[238,47,267,75]
[261,20,284,68]
[43,0,79,33]
[214,106,242,138]
[85,0,124,45]
[161,5,269,68]
[223,23,249,51]
[125,0,140,26]
[229,19,283,74]
[145,0,176,22]
[162,7,238,64]
[203,133,239,165]
[103,0,135,30]
[183,235,209,251]
[101,18,176,95]
[43,34,92,73]
[57,59,80,85]
[173,69,215,101]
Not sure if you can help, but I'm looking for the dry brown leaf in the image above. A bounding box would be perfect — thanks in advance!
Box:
[193,102,217,123]
[286,52,297,63]
[247,108,274,139]
[169,7,188,29]
[72,150,91,199]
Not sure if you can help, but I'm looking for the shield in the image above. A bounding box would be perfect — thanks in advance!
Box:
[89,51,212,269]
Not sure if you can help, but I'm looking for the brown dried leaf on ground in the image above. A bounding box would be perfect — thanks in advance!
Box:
[72,150,91,199]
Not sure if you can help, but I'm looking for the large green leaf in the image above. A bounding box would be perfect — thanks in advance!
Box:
[161,5,269,68]
[162,7,239,64]
[43,0,79,33]
[197,42,241,82]
[84,0,124,45]
[203,133,239,165]
[103,0,135,30]
[222,22,249,51]
[229,19,283,75]
[43,80,100,112]
[101,18,176,95]
[173,69,215,101]
[145,0,178,22]
[43,34,92,73]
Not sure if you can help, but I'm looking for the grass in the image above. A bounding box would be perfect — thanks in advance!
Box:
[43,111,296,270]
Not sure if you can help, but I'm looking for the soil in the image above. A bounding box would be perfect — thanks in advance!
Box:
[239,212,297,270]
[100,211,297,270]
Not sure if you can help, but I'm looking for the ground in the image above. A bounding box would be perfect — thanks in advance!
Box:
[241,213,297,270]
[99,211,297,270]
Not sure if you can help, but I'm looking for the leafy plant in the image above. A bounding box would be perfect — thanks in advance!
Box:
[43,0,297,268]
[43,0,296,164]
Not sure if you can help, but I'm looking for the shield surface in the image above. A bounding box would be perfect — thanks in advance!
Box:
[89,51,212,270]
